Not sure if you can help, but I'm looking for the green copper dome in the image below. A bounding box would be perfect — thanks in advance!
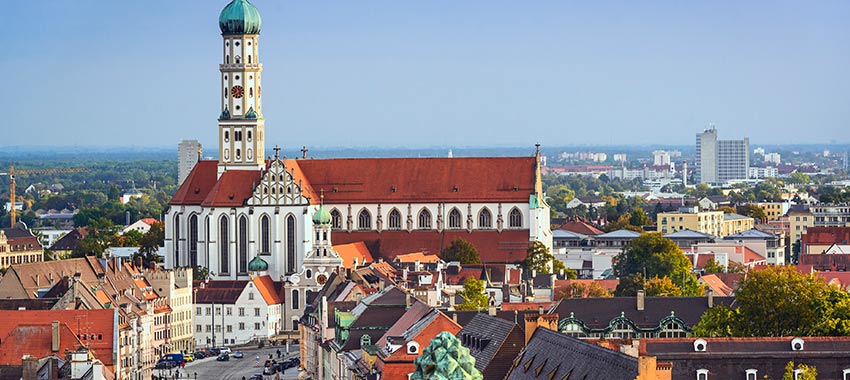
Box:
[219,0,262,35]
[312,207,332,225]
[248,255,269,272]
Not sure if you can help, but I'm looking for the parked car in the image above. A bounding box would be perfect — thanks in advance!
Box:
[218,347,232,355]
[216,353,230,361]
[155,360,175,370]
[208,348,221,356]
[232,351,244,359]
[193,351,207,359]
[183,354,194,362]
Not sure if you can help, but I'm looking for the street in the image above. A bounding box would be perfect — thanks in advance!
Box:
[157,347,300,380]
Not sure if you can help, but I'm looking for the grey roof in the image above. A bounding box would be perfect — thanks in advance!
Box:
[506,328,637,380]
[457,313,520,373]
[664,229,715,239]
[553,229,587,239]
[595,229,641,240]
[723,213,751,221]
[724,229,776,240]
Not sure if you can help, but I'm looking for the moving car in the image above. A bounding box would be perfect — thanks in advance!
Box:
[162,353,184,364]
[193,351,207,359]
[218,347,232,355]
[232,351,244,359]
[183,354,194,362]
[216,353,230,361]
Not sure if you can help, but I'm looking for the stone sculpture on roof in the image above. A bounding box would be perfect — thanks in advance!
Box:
[410,331,482,380]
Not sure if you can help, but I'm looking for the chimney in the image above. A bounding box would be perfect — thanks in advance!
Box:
[405,292,411,308]
[452,313,457,323]
[707,288,714,308]
[488,303,496,316]
[91,360,104,380]
[22,355,38,380]
[51,320,60,352]
[502,283,510,302]
[637,290,645,311]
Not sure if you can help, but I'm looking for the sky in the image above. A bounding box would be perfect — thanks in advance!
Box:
[1,1,849,149]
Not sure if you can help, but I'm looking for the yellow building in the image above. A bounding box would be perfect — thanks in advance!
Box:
[657,207,754,238]
[789,204,850,244]
[751,202,790,221]
[0,229,42,270]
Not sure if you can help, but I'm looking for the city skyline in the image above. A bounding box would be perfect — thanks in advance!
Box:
[2,1,849,148]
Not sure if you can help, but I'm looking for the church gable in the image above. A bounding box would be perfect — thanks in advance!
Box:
[248,157,310,206]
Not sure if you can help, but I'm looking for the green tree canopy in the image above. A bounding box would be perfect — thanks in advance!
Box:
[694,266,850,337]
[455,277,489,311]
[783,361,817,380]
[644,277,683,297]
[440,238,481,264]
[613,233,691,279]
[702,258,725,274]
[524,240,556,274]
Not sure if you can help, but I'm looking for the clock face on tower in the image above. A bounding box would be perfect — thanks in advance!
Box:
[317,274,328,285]
[231,85,244,98]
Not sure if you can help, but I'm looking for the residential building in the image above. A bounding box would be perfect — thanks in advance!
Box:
[802,226,850,254]
[789,204,850,244]
[192,271,283,347]
[689,240,768,268]
[457,313,525,380]
[564,196,606,209]
[695,126,749,184]
[664,229,715,249]
[724,229,785,264]
[657,207,753,238]
[750,201,790,221]
[0,227,42,270]
[640,336,850,380]
[177,139,202,185]
[749,166,779,179]
[376,307,462,379]
[594,229,641,248]
[122,218,159,235]
[697,196,730,211]
[47,227,87,258]
[144,267,195,354]
[551,291,733,339]
[763,152,781,164]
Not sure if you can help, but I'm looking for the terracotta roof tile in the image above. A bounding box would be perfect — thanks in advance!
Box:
[331,230,531,263]
[559,220,604,236]
[333,242,375,269]
[252,275,283,305]
[393,252,441,264]
[201,169,263,207]
[170,161,219,205]
[0,323,83,365]
[0,309,115,366]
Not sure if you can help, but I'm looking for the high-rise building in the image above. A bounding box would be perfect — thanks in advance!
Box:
[178,139,202,184]
[695,127,749,184]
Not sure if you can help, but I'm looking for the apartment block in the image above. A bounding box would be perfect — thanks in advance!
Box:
[695,127,749,184]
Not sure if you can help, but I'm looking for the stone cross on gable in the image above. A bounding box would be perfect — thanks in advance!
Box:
[273,145,281,160]
[301,146,308,159]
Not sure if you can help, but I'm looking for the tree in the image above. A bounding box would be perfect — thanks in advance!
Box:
[628,208,651,227]
[72,217,119,258]
[135,221,164,267]
[702,258,725,274]
[783,361,817,380]
[614,273,644,297]
[694,266,850,337]
[552,259,577,279]
[440,238,481,264]
[555,281,612,299]
[741,204,767,222]
[613,233,692,280]
[523,240,553,274]
[788,172,811,185]
[455,277,489,311]
[603,214,643,233]
[717,206,737,214]
[644,277,682,297]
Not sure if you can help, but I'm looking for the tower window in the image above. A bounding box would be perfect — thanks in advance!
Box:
[509,207,523,228]
[236,149,241,160]
[248,56,252,64]
[235,131,242,141]
[235,105,241,111]
[388,209,401,230]
[224,87,228,98]
[235,41,240,47]
[249,88,253,97]
[358,210,372,230]
[247,131,252,141]
[448,208,462,229]
[224,131,229,142]
[235,75,240,80]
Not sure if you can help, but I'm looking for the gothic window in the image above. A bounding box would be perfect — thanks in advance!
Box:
[286,215,296,273]
[219,216,230,274]
[479,208,492,228]
[330,209,342,229]
[238,216,248,274]
[188,214,198,267]
[388,209,401,230]
[173,215,180,267]
[358,210,372,230]
[204,216,210,267]
[291,289,299,310]
[260,215,270,254]
[448,208,462,229]
[509,207,523,228]
[418,209,432,229]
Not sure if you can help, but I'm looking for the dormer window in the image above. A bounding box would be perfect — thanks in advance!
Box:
[406,341,420,355]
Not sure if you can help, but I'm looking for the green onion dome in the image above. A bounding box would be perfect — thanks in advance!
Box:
[312,206,332,225]
[219,0,262,35]
[248,255,269,272]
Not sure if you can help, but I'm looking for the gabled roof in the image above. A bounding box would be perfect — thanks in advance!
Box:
[0,323,83,365]
[394,252,441,264]
[252,275,283,305]
[297,157,534,204]
[376,300,433,352]
[724,228,776,240]
[558,220,604,236]
[194,280,249,304]
[0,309,115,366]
[595,229,641,240]
[334,242,375,269]
[551,296,734,329]
[0,257,103,299]
[664,229,715,239]
[506,328,637,380]
[552,229,587,239]
[201,169,263,207]
[170,161,219,205]
[47,228,87,251]
[698,274,734,297]
[457,313,522,374]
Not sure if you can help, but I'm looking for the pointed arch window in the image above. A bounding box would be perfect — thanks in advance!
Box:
[238,216,248,274]
[330,209,342,230]
[204,216,210,268]
[509,208,523,228]
[388,209,402,230]
[479,208,492,229]
[418,209,432,229]
[358,210,372,230]
[286,215,296,273]
[189,214,198,267]
[260,215,270,255]
[448,208,462,229]
[219,216,230,275]
[173,215,181,267]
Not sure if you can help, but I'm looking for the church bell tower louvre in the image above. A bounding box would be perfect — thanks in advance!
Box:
[217,0,265,178]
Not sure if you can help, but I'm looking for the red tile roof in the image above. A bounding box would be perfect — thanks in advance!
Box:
[334,242,375,269]
[559,220,604,236]
[393,251,441,264]
[0,323,83,365]
[0,309,115,367]
[331,230,531,263]
[803,227,850,249]
[253,275,283,305]
[171,161,219,205]
[296,157,535,203]
[201,169,263,207]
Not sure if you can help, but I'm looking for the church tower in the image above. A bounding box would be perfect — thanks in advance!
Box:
[217,0,265,177]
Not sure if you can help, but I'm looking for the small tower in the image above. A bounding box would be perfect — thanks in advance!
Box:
[248,255,269,278]
[217,0,265,177]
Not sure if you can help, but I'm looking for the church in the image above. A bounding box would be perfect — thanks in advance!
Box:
[164,0,552,330]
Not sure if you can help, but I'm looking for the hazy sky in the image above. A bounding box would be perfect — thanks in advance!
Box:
[2,1,849,148]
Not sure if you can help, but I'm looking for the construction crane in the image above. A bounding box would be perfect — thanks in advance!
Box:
[0,164,90,225]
